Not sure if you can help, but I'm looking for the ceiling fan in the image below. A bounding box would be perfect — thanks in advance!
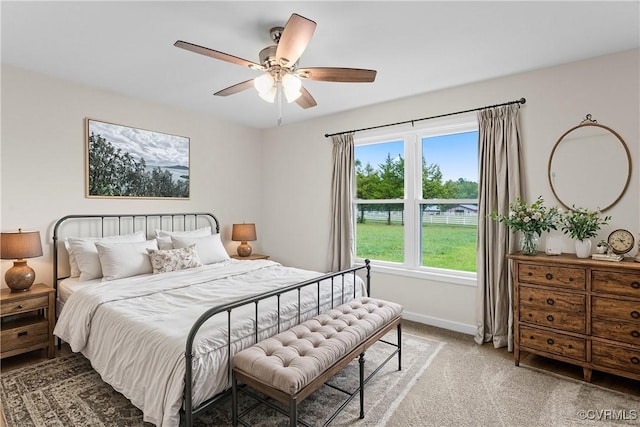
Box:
[174,13,377,110]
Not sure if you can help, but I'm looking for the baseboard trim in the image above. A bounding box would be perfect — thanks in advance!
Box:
[402,311,475,335]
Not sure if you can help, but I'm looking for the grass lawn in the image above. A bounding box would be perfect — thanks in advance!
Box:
[356,222,477,272]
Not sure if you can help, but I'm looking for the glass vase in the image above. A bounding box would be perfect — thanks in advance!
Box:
[519,232,539,255]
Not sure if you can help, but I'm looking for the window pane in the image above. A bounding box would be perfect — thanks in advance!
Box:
[420,203,477,272]
[355,141,404,200]
[356,203,404,262]
[422,131,478,199]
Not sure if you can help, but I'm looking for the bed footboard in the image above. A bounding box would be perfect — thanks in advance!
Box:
[183,260,371,426]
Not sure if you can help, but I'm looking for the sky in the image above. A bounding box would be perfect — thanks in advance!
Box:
[355,131,478,182]
[88,120,189,168]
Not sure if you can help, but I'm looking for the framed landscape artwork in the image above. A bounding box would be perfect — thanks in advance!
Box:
[86,118,190,199]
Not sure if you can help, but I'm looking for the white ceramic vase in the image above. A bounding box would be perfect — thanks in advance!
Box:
[575,239,592,258]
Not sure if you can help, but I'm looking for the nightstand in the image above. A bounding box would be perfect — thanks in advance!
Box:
[231,254,270,260]
[1,283,55,359]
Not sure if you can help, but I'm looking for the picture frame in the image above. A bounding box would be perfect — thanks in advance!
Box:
[85,118,190,199]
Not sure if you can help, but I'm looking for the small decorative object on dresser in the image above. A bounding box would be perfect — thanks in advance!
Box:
[560,206,611,258]
[1,283,55,359]
[607,229,635,255]
[508,253,640,382]
[0,229,43,292]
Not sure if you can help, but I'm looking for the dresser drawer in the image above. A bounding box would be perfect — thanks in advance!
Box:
[592,319,640,345]
[592,342,640,375]
[592,296,640,323]
[519,326,585,360]
[1,295,49,316]
[1,319,49,353]
[592,270,640,298]
[519,306,585,333]
[518,264,585,290]
[519,287,584,312]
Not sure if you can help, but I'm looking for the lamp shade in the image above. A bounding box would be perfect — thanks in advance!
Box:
[231,224,257,242]
[1,230,43,260]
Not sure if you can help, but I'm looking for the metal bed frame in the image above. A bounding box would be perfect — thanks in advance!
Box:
[52,213,371,426]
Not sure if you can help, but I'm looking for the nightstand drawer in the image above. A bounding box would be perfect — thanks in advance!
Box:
[592,342,640,375]
[592,270,640,298]
[520,326,585,360]
[1,295,49,315]
[518,264,585,290]
[1,318,49,353]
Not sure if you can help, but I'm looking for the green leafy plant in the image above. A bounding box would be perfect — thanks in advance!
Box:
[490,196,560,236]
[560,206,611,241]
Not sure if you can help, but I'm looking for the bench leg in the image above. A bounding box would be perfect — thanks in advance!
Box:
[290,396,297,427]
[397,323,402,371]
[359,352,365,419]
[232,374,238,426]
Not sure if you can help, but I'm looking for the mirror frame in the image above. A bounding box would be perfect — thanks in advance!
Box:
[547,120,631,212]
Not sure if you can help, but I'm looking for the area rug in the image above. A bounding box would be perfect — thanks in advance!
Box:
[0,334,444,426]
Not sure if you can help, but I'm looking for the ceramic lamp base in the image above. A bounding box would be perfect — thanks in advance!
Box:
[5,260,35,292]
[236,242,253,257]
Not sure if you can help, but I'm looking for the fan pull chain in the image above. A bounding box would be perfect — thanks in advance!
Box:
[277,82,283,126]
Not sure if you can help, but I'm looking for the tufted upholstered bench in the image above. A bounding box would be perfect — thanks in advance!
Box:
[231,297,402,426]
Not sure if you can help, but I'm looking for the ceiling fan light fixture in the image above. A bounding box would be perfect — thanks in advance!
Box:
[281,73,302,102]
[258,86,277,103]
[254,73,275,94]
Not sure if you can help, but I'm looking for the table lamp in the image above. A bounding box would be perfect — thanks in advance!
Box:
[232,224,257,257]
[1,229,43,292]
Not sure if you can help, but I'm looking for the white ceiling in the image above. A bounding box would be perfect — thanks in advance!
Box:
[2,1,638,129]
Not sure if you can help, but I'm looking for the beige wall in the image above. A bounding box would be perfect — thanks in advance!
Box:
[260,49,640,333]
[1,65,264,287]
[2,49,638,334]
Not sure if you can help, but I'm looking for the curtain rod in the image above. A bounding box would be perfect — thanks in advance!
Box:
[324,97,526,138]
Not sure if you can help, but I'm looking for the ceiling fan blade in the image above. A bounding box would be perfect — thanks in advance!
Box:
[296,67,377,83]
[214,79,255,97]
[295,86,317,109]
[276,14,317,67]
[174,40,264,70]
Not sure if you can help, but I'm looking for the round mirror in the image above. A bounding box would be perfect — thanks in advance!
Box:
[548,117,631,212]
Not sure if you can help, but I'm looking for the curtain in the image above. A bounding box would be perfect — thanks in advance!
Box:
[475,104,523,350]
[328,133,355,271]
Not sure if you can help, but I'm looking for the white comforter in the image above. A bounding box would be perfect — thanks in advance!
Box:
[54,259,364,426]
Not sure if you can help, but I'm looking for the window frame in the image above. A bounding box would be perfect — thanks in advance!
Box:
[353,113,479,287]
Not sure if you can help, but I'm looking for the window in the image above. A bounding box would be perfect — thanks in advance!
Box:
[354,115,478,279]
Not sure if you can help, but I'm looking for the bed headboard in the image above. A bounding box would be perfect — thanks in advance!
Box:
[52,212,220,288]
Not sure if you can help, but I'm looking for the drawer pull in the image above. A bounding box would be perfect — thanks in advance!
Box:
[545,273,553,280]
[632,357,640,365]
[546,315,554,322]
[631,331,640,338]
[18,331,28,337]
[546,298,555,305]
[547,338,555,345]
[17,304,23,309]
[631,311,640,319]
[568,344,573,349]
[631,282,640,289]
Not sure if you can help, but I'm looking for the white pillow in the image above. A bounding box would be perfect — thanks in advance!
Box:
[67,231,146,281]
[95,239,158,281]
[146,245,202,274]
[171,234,230,265]
[155,226,212,250]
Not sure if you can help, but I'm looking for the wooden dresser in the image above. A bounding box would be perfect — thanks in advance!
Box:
[508,253,640,382]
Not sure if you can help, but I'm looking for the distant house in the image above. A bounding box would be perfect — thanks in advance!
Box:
[423,205,441,215]
[444,204,478,216]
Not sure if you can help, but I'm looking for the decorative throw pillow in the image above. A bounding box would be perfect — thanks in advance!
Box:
[95,239,158,281]
[155,226,212,250]
[171,234,230,265]
[66,231,146,281]
[146,245,202,274]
